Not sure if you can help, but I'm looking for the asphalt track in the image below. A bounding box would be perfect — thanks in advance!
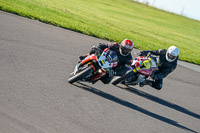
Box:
[0,11,200,133]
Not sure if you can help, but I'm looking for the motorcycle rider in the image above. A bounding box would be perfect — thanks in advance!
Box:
[79,39,134,84]
[138,46,179,90]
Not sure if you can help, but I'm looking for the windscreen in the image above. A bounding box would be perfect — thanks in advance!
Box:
[106,50,118,63]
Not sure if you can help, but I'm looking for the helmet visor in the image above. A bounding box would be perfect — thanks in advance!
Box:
[167,53,177,60]
[120,46,131,56]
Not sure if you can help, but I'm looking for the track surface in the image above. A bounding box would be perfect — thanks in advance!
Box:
[0,11,200,133]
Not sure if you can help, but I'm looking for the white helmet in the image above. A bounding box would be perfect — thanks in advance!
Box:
[166,46,179,62]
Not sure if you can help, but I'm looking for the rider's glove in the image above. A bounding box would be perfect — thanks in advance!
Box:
[137,51,145,56]
[92,45,101,51]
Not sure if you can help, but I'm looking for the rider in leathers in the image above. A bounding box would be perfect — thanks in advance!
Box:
[138,46,179,90]
[80,39,134,84]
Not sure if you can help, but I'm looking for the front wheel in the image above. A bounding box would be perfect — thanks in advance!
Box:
[68,66,93,84]
[111,76,124,85]
[111,70,135,85]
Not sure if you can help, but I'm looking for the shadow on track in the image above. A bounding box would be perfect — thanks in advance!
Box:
[116,85,200,120]
[73,82,197,133]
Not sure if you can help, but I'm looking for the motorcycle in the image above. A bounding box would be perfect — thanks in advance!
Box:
[68,48,118,84]
[111,52,158,86]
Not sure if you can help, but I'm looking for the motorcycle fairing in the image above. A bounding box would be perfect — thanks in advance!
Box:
[81,54,97,67]
[138,68,153,77]
[90,69,106,81]
[97,49,118,69]
[132,56,153,76]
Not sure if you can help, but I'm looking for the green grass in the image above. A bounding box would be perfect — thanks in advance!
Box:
[1,0,200,64]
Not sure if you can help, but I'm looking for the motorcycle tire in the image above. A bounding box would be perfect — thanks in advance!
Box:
[68,66,93,84]
[111,70,135,85]
[111,76,123,85]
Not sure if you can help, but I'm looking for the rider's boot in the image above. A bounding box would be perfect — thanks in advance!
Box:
[79,56,86,60]
[79,54,89,60]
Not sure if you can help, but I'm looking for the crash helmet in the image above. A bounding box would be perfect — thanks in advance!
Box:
[166,46,179,62]
[119,39,134,56]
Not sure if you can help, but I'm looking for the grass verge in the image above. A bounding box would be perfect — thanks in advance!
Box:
[0,0,200,64]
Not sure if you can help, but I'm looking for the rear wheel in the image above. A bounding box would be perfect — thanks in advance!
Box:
[68,66,93,84]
